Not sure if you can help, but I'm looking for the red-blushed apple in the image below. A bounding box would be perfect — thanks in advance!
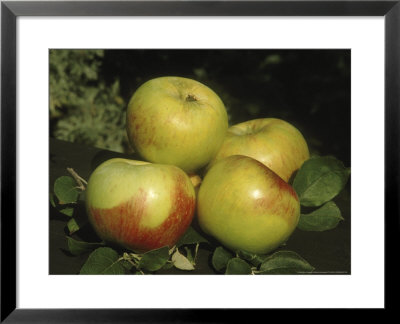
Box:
[208,118,310,182]
[197,155,300,255]
[126,76,228,173]
[85,158,196,253]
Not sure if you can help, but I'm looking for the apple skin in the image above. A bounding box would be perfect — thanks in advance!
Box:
[197,155,300,255]
[85,158,196,253]
[209,118,310,182]
[126,76,228,173]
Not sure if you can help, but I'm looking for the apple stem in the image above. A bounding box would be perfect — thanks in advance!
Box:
[185,94,198,102]
[67,167,87,191]
[188,174,202,189]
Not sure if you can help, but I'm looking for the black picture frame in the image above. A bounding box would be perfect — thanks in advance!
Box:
[1,0,398,321]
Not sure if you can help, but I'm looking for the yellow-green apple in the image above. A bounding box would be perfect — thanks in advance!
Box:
[126,76,228,173]
[85,158,196,253]
[209,118,309,182]
[197,155,300,255]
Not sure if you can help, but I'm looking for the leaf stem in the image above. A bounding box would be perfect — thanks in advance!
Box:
[67,167,88,191]
[169,245,177,255]
[128,253,142,262]
[193,243,200,265]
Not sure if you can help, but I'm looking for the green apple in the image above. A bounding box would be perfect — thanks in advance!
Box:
[197,155,300,255]
[85,158,196,253]
[126,76,228,173]
[209,118,310,182]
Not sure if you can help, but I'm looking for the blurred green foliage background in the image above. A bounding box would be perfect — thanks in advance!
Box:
[49,49,350,166]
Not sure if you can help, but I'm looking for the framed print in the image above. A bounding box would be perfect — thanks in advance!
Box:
[1,0,398,321]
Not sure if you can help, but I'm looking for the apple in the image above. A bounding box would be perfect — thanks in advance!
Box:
[85,158,196,253]
[197,155,300,255]
[126,76,228,173]
[208,118,310,182]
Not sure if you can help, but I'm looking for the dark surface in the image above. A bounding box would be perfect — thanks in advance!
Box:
[49,137,351,275]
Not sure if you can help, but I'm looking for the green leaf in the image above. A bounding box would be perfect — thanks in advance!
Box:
[67,218,80,235]
[66,236,105,256]
[225,258,252,275]
[293,156,350,207]
[54,176,79,204]
[237,250,269,267]
[80,247,126,274]
[60,207,74,217]
[66,214,88,235]
[184,246,195,264]
[171,249,195,271]
[49,193,56,207]
[120,260,135,271]
[259,251,315,274]
[137,246,170,272]
[176,226,209,247]
[212,246,234,272]
[298,201,344,231]
[161,262,174,270]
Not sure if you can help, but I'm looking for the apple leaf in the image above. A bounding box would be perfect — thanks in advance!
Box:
[298,201,344,231]
[176,226,209,247]
[60,207,74,217]
[237,250,269,267]
[49,193,56,208]
[161,262,174,270]
[80,247,126,274]
[171,249,195,271]
[120,260,135,271]
[212,246,234,272]
[225,258,252,275]
[184,246,194,263]
[66,212,88,235]
[259,251,314,274]
[137,246,170,272]
[66,236,105,256]
[54,176,80,204]
[67,218,80,235]
[293,156,350,207]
